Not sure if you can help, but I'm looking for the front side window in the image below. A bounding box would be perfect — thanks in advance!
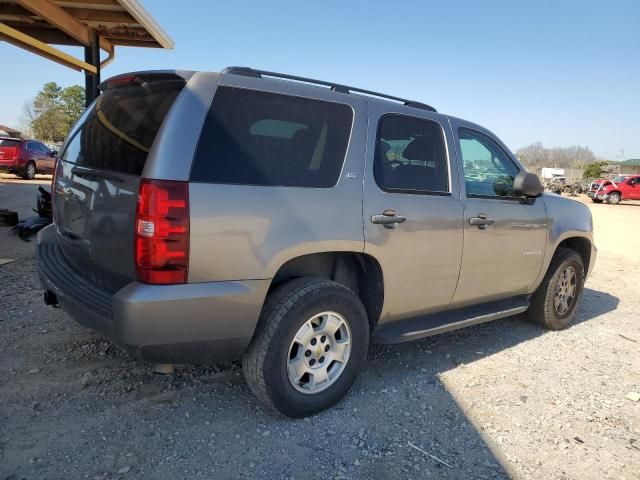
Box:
[374,115,449,194]
[458,128,519,197]
[191,87,354,187]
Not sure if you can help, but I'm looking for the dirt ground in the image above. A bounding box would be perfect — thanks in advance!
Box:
[1,173,639,480]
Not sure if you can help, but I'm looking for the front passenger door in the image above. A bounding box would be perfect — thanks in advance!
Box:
[450,125,547,307]
[627,177,640,200]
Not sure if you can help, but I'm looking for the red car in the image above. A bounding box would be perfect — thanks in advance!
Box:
[0,137,57,180]
[587,174,640,204]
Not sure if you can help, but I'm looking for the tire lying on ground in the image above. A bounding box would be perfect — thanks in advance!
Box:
[0,209,19,227]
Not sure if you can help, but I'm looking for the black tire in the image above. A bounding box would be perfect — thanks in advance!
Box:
[22,161,36,180]
[527,247,584,330]
[0,209,19,226]
[607,192,621,205]
[242,277,369,418]
[591,199,603,203]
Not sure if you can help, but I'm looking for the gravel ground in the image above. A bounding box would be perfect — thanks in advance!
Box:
[1,177,639,480]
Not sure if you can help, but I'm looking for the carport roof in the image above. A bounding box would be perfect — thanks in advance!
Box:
[0,0,173,72]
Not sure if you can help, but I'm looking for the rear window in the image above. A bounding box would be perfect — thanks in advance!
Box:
[60,78,184,175]
[0,139,20,147]
[190,87,353,187]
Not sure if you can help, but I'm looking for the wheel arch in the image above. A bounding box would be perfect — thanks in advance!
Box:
[268,251,384,330]
[556,237,592,274]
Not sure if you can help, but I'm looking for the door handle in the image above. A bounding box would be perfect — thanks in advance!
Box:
[371,209,406,229]
[469,213,494,229]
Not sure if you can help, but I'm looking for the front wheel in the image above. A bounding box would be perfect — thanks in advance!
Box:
[607,192,621,204]
[242,278,369,417]
[527,247,585,330]
[591,198,603,203]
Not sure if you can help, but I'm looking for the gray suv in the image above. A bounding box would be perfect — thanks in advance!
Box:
[37,67,596,417]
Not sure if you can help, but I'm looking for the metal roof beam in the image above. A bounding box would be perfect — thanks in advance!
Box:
[0,21,97,73]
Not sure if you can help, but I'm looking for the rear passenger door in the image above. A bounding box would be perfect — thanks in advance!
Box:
[363,104,464,324]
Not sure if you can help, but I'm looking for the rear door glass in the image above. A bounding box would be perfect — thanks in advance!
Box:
[0,139,20,147]
[60,78,184,176]
[190,87,354,187]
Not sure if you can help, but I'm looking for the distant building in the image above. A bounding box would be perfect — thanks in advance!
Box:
[0,125,22,138]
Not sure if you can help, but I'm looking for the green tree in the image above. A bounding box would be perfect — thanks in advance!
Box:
[582,161,609,180]
[59,85,85,135]
[28,82,85,143]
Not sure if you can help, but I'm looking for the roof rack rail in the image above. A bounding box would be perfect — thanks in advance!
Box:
[222,66,437,113]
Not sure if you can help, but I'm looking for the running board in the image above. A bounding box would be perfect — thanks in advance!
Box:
[372,296,530,345]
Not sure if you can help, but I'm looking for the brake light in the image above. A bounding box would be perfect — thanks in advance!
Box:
[135,179,189,284]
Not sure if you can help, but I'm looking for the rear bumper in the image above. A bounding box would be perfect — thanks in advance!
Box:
[36,225,269,364]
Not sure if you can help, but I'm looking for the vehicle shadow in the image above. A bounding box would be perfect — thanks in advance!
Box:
[5,281,619,480]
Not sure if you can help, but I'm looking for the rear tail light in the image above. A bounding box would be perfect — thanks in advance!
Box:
[135,179,189,284]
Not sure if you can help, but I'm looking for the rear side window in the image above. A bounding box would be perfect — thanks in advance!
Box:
[0,139,20,147]
[60,77,184,175]
[374,115,449,194]
[190,87,353,187]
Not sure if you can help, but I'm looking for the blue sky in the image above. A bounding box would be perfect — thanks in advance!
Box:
[1,0,638,159]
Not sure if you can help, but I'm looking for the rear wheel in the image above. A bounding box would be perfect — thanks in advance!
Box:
[527,247,584,330]
[242,277,369,417]
[22,161,36,180]
[607,192,621,204]
[591,198,602,203]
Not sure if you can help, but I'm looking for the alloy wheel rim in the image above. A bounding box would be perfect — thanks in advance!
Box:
[287,311,351,394]
[554,265,577,315]
[27,164,35,178]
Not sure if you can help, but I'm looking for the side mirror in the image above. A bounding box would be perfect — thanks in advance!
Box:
[50,150,58,157]
[513,170,543,198]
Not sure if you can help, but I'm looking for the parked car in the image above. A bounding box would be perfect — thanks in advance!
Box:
[0,137,57,179]
[587,175,640,204]
[37,68,596,417]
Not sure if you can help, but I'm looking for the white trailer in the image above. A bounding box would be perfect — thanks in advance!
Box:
[541,167,565,180]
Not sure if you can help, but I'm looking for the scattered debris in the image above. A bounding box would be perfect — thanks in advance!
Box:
[9,186,52,241]
[0,258,15,267]
[574,436,584,444]
[11,216,51,241]
[152,364,175,375]
[408,441,453,468]
[618,333,637,343]
[625,391,640,402]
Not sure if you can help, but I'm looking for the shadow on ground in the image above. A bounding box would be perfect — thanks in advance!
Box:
[0,238,619,480]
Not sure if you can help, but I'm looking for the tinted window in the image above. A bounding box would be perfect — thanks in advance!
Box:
[191,87,353,187]
[34,142,49,153]
[458,128,519,197]
[374,115,449,193]
[60,78,184,175]
[0,139,20,147]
